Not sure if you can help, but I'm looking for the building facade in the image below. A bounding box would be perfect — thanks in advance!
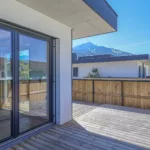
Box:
[0,0,117,149]
[73,55,150,78]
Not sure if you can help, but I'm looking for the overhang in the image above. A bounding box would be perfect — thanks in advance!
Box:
[73,54,150,64]
[16,0,118,39]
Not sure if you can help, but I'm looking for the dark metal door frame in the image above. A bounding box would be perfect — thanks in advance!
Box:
[0,19,54,143]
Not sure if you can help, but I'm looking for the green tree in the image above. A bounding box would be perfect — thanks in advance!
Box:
[88,68,100,78]
[20,61,30,79]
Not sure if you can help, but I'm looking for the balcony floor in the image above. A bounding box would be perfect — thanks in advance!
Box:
[8,101,150,150]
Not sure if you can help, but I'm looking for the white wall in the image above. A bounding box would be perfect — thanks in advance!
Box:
[143,63,150,77]
[0,0,72,124]
[144,65,149,76]
[148,67,150,76]
[73,61,139,78]
[137,61,150,77]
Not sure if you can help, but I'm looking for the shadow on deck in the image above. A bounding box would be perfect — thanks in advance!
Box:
[7,101,150,150]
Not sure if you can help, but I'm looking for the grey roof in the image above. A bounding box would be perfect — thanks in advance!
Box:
[83,0,118,31]
[73,54,149,64]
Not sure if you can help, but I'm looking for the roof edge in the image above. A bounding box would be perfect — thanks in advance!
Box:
[83,0,118,31]
[73,54,149,64]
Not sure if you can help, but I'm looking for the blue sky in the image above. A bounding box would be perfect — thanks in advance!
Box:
[73,0,150,55]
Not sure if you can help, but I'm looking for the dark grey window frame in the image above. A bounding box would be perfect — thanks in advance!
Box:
[0,19,54,143]
[138,66,142,78]
[143,66,147,78]
[73,67,78,77]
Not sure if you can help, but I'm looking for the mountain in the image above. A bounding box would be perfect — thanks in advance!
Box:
[73,42,132,57]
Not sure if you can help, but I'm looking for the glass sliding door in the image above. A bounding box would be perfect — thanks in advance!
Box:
[0,29,12,140]
[19,34,49,133]
[0,21,53,143]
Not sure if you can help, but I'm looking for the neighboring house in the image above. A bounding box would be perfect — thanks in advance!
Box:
[0,0,117,149]
[0,57,47,79]
[73,54,150,78]
[29,61,47,79]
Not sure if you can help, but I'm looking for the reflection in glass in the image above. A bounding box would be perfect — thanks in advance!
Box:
[0,29,12,140]
[19,34,49,132]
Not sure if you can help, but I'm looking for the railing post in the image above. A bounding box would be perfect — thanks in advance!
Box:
[121,81,124,106]
[92,80,95,103]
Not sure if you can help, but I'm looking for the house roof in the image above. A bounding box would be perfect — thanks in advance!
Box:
[16,0,117,39]
[73,54,150,64]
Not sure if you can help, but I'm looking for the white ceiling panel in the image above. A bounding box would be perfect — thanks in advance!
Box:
[16,0,117,39]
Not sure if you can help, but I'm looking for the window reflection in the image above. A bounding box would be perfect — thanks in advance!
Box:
[19,34,49,132]
[0,29,12,140]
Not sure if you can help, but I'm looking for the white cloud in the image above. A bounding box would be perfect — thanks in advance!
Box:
[120,40,150,49]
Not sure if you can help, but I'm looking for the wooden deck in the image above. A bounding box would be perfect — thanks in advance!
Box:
[8,101,150,150]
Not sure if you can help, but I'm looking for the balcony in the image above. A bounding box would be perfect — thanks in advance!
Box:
[7,100,150,150]
[1,78,149,149]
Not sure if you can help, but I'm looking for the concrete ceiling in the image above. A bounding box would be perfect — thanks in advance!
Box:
[16,0,116,39]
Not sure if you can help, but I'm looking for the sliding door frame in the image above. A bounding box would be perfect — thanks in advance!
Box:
[0,19,54,143]
[12,30,19,137]
[0,22,14,143]
[18,31,53,135]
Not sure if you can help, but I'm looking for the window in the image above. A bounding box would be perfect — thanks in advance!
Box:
[139,66,142,78]
[19,34,49,133]
[0,29,12,141]
[0,20,54,142]
[73,67,78,77]
[143,67,147,78]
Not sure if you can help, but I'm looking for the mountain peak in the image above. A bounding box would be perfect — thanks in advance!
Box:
[73,42,132,57]
[73,42,98,50]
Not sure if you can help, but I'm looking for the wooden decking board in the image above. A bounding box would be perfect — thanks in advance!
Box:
[70,120,150,146]
[40,132,89,150]
[52,125,139,150]
[31,136,65,150]
[78,114,150,138]
[6,101,150,150]
[76,119,150,138]
[7,148,15,150]
[66,121,150,149]
[61,122,148,150]
[25,140,48,150]
[13,145,25,150]
[37,133,78,150]
[46,130,105,150]
[19,142,39,150]
[49,126,129,150]
[72,104,95,119]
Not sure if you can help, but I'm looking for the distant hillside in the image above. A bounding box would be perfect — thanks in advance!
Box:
[73,42,132,57]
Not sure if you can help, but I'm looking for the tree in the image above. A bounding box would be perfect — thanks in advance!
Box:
[20,61,30,79]
[88,68,100,77]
